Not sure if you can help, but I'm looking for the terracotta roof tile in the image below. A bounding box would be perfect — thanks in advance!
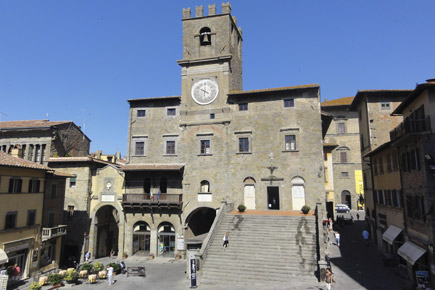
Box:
[128,96,181,102]
[0,152,51,171]
[229,84,319,96]
[321,97,354,107]
[121,164,185,171]
[0,120,71,129]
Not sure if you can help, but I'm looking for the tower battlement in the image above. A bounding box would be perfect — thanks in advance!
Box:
[182,2,232,19]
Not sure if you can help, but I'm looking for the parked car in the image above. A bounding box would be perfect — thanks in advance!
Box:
[335,204,350,213]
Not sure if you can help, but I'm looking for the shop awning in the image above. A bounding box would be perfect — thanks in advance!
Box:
[382,225,403,245]
[0,249,8,264]
[398,241,427,265]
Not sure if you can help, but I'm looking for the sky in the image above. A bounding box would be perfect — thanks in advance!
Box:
[1,1,435,156]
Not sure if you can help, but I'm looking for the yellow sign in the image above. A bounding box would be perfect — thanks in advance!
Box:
[354,170,364,194]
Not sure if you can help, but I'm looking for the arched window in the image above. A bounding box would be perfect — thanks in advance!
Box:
[200,27,211,46]
[160,177,167,194]
[200,180,210,193]
[143,178,151,194]
[133,221,150,254]
[157,222,175,257]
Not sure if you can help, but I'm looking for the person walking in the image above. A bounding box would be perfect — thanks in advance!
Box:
[110,249,115,259]
[324,268,333,290]
[223,232,229,250]
[356,213,360,220]
[107,264,114,285]
[335,231,340,246]
[362,229,369,246]
[85,251,90,262]
[328,218,333,232]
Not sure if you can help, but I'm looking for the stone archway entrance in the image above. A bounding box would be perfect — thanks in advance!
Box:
[157,222,175,257]
[132,221,151,256]
[341,190,351,209]
[185,207,216,239]
[94,205,119,258]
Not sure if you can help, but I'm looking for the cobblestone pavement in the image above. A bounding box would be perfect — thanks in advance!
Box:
[9,210,413,290]
[325,211,412,290]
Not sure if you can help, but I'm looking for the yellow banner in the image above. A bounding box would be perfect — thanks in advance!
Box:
[355,170,364,194]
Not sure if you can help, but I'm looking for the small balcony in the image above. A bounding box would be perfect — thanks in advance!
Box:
[122,193,183,210]
[42,225,67,241]
[390,116,431,141]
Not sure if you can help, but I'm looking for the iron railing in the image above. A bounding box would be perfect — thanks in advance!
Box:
[390,116,431,141]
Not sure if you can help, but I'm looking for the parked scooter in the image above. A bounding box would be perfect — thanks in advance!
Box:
[119,261,126,274]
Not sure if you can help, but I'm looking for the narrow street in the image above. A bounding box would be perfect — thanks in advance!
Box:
[326,212,412,290]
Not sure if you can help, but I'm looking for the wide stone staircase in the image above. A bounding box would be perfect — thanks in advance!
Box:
[200,213,319,286]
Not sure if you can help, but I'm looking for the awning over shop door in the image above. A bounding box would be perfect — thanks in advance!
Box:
[398,241,427,265]
[0,249,8,264]
[382,225,403,245]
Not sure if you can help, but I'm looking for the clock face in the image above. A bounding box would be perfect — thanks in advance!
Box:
[191,78,219,105]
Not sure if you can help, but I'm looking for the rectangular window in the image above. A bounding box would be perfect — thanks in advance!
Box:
[414,149,420,171]
[239,137,250,153]
[137,110,146,117]
[239,103,248,111]
[67,205,74,219]
[135,142,145,155]
[380,102,390,110]
[373,158,378,175]
[379,156,384,174]
[341,172,349,178]
[391,190,397,207]
[5,212,17,230]
[48,212,55,227]
[406,196,413,218]
[50,184,57,198]
[284,99,294,107]
[396,190,401,208]
[340,152,347,163]
[28,179,40,193]
[386,153,392,173]
[27,210,36,227]
[285,135,296,151]
[200,140,211,155]
[392,151,398,171]
[8,178,22,193]
[70,175,77,188]
[167,108,176,116]
[210,113,215,119]
[337,123,346,134]
[166,141,176,155]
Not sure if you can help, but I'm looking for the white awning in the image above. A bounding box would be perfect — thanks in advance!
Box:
[0,249,8,264]
[398,241,427,265]
[382,225,403,245]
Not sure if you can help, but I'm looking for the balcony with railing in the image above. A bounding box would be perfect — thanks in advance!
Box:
[41,225,67,241]
[390,116,431,141]
[122,193,183,210]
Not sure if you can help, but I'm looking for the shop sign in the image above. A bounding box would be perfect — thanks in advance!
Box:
[177,235,184,251]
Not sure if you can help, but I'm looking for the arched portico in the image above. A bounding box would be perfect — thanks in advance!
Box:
[89,204,125,259]
[184,207,216,239]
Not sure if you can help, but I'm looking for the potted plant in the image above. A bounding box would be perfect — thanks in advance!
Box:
[122,252,128,259]
[108,262,121,275]
[93,261,104,272]
[301,205,311,215]
[64,269,78,284]
[80,262,93,272]
[47,273,63,286]
[29,282,42,290]
[237,204,247,212]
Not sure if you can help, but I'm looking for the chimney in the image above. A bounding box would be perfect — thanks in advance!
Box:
[116,151,121,160]
[11,145,22,158]
[96,150,102,159]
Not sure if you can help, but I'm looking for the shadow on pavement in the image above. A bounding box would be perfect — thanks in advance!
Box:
[327,218,412,290]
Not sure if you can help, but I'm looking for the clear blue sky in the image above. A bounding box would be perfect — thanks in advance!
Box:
[1,1,434,156]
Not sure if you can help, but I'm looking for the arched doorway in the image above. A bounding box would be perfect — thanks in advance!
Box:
[243,177,256,210]
[291,177,305,210]
[132,221,151,256]
[157,222,175,257]
[341,190,351,209]
[95,205,119,258]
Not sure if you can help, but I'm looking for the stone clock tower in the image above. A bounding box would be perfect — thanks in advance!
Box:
[177,3,242,125]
